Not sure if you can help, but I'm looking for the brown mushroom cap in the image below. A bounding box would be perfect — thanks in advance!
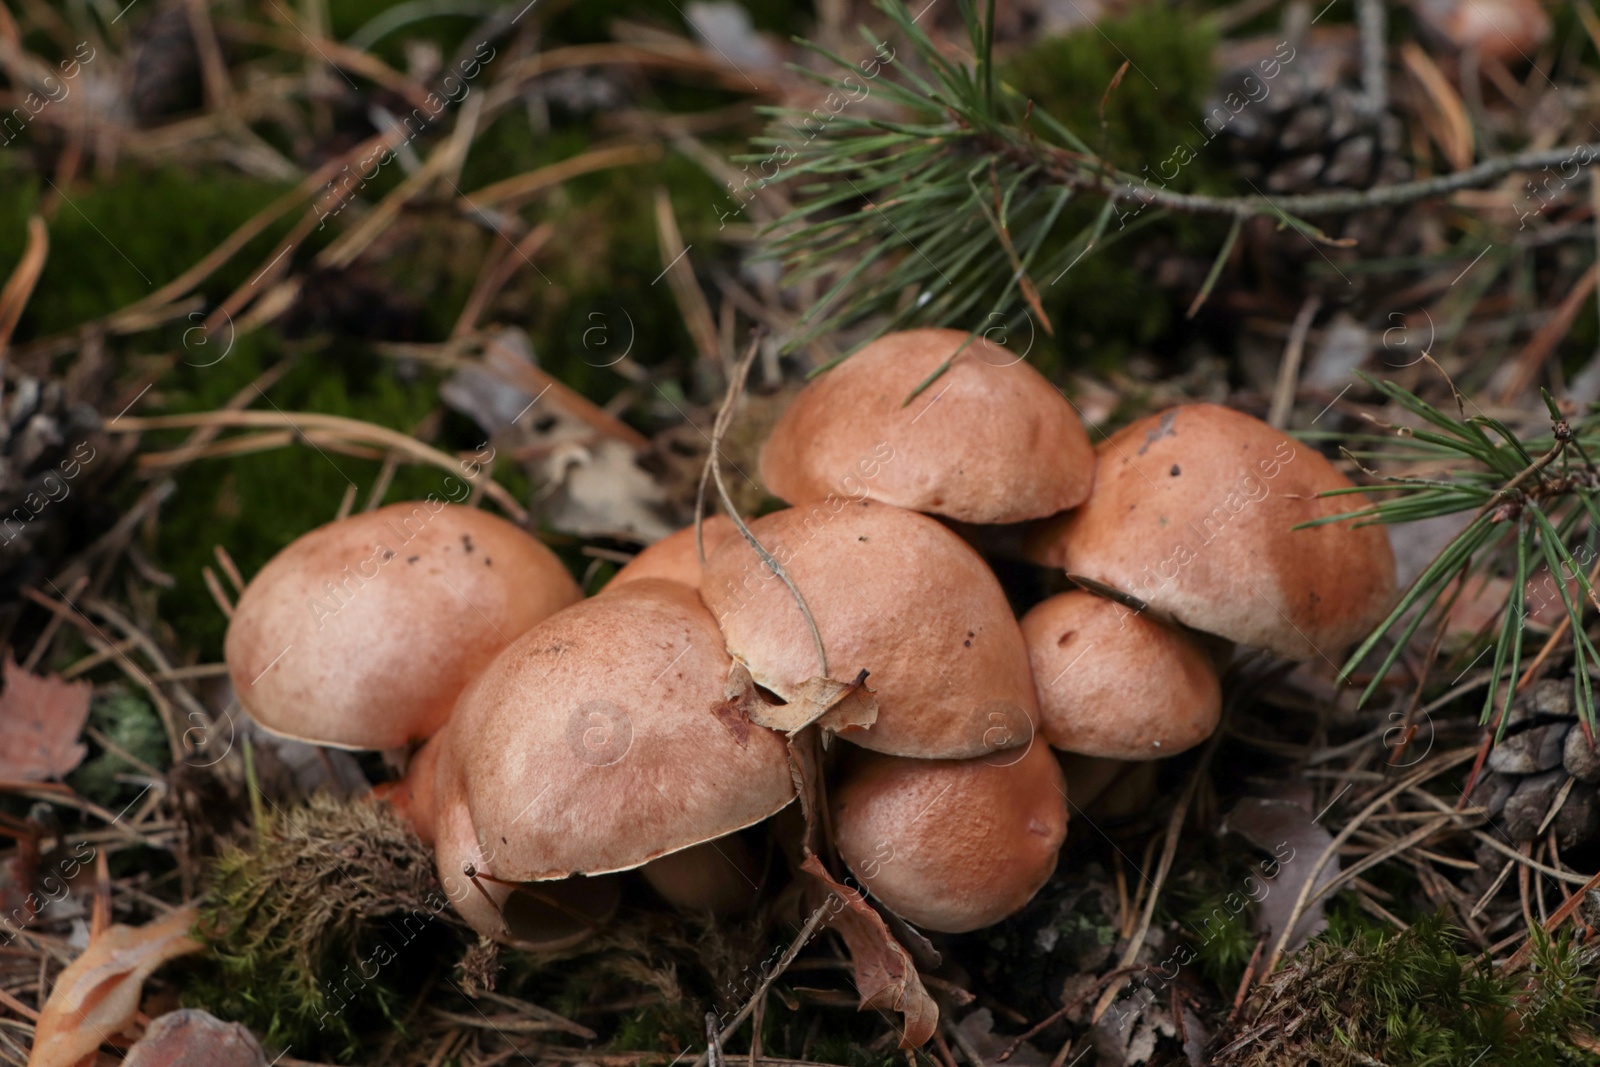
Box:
[225,502,580,750]
[446,578,795,881]
[700,500,1039,759]
[834,740,1068,933]
[432,760,619,950]
[760,329,1094,524]
[1027,404,1396,659]
[1021,590,1221,759]
[602,516,739,593]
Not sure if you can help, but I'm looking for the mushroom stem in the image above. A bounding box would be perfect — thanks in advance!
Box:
[464,865,509,937]
[641,835,763,916]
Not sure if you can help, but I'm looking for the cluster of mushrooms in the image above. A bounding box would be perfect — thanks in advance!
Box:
[223,328,1398,955]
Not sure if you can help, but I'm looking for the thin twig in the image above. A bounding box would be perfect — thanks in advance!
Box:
[107,410,528,522]
[1262,747,1477,975]
[1092,728,1222,1023]
[1268,295,1320,429]
[690,894,832,1067]
[1024,139,1600,219]
[701,336,828,676]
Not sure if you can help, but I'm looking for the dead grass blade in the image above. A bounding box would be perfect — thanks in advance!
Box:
[0,216,48,357]
[106,410,528,522]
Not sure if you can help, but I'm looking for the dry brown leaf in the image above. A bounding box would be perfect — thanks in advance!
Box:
[743,667,877,737]
[0,655,91,782]
[712,661,761,745]
[799,854,937,1048]
[123,1009,266,1067]
[28,906,204,1067]
[1221,797,1338,970]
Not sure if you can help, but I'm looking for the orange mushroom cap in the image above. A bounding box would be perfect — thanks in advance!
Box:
[432,745,620,950]
[834,740,1068,933]
[225,502,580,749]
[1027,404,1396,659]
[601,516,739,593]
[446,579,796,881]
[700,500,1039,759]
[760,329,1094,524]
[1021,590,1221,759]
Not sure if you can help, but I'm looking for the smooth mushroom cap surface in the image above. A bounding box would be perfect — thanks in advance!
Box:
[1021,590,1221,759]
[448,578,796,881]
[834,740,1068,933]
[760,329,1094,524]
[700,500,1039,759]
[1027,404,1397,659]
[602,516,739,593]
[225,502,581,750]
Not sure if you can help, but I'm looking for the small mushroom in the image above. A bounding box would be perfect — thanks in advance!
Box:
[834,740,1068,933]
[1028,404,1396,659]
[760,329,1095,524]
[602,515,738,593]
[1021,590,1221,759]
[225,503,580,749]
[1410,0,1549,65]
[444,578,796,882]
[700,500,1039,759]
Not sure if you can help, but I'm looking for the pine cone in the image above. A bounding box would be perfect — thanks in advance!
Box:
[127,4,204,126]
[1467,679,1600,854]
[1209,29,1410,195]
[0,374,117,585]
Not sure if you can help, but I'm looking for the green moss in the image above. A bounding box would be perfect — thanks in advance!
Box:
[145,334,444,657]
[607,1001,703,1055]
[1226,913,1600,1067]
[1003,8,1222,192]
[995,7,1237,370]
[194,794,456,1062]
[66,689,170,811]
[0,170,292,339]
[454,119,729,395]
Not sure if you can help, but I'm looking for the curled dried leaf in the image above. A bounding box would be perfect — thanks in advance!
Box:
[799,854,937,1048]
[744,667,877,737]
[29,906,204,1067]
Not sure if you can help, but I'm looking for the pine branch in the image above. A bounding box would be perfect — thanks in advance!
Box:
[756,0,1600,349]
[1015,138,1600,221]
[1310,376,1600,733]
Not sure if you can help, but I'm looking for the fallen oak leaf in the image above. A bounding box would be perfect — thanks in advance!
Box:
[715,664,838,857]
[0,655,90,781]
[799,854,937,1048]
[28,906,204,1067]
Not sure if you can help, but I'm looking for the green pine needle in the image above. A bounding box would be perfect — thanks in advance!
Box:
[1315,374,1600,732]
